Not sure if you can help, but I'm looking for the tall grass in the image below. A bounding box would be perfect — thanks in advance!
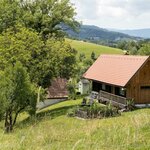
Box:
[0,99,149,150]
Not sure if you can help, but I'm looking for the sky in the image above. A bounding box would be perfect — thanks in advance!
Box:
[71,0,150,29]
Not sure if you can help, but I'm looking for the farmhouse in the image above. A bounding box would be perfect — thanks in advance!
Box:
[83,54,150,107]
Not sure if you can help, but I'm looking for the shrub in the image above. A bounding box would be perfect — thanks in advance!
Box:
[102,103,120,117]
[126,99,135,111]
[67,102,120,119]
[67,107,79,117]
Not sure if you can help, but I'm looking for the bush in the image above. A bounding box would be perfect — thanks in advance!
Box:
[67,107,79,117]
[102,103,120,117]
[126,99,135,111]
[67,102,120,119]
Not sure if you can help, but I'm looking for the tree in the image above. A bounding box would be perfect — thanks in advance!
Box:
[45,39,77,79]
[0,25,45,85]
[0,62,37,132]
[117,40,127,50]
[0,0,80,40]
[130,46,138,55]
[0,0,22,33]
[79,53,86,62]
[138,43,150,55]
[91,51,96,61]
[0,25,77,87]
[67,78,77,100]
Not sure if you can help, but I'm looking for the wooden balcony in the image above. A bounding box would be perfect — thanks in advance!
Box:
[98,90,127,108]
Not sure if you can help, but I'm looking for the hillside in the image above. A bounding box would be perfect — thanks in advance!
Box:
[110,28,150,39]
[0,99,149,149]
[66,39,123,58]
[66,25,136,42]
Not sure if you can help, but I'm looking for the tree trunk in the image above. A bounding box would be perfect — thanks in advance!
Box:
[5,111,9,133]
[9,111,13,131]
[4,110,13,133]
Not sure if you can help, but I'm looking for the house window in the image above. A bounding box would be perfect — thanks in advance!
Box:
[141,86,150,89]
[92,81,102,92]
[102,84,106,90]
[115,87,126,97]
[119,88,126,96]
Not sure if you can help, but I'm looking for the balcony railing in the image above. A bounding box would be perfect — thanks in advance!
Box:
[98,90,127,107]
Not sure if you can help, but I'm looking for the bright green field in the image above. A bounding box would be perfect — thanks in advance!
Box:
[66,39,124,58]
[0,99,149,150]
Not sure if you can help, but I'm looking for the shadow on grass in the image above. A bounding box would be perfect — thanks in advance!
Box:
[16,105,76,128]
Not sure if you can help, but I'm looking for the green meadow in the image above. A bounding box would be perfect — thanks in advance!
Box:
[66,39,124,58]
[0,99,149,150]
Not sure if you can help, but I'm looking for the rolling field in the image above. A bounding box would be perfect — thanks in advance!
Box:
[0,99,149,150]
[66,39,124,58]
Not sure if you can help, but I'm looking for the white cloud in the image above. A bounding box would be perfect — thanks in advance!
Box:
[71,0,150,29]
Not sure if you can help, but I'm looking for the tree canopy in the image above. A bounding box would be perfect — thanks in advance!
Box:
[0,0,79,39]
[138,43,150,55]
[0,25,77,87]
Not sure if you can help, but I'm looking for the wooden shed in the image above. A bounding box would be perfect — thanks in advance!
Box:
[83,55,150,107]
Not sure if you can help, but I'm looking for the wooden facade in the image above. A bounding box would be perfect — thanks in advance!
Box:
[92,57,150,104]
[126,57,150,104]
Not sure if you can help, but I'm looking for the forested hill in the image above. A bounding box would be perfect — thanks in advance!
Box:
[110,28,150,39]
[65,25,136,41]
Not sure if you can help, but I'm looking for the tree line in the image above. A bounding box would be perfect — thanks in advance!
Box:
[116,40,150,55]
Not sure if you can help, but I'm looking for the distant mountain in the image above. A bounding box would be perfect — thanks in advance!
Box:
[109,28,150,39]
[65,25,138,42]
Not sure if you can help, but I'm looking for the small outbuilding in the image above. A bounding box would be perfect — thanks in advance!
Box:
[83,54,150,107]
[78,79,90,95]
[47,78,68,99]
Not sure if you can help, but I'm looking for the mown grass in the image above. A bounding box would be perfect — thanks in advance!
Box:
[0,99,150,150]
[66,39,123,58]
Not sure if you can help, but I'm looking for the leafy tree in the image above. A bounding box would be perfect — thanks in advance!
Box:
[0,62,37,132]
[0,25,45,85]
[83,58,93,67]
[79,53,86,62]
[130,46,138,55]
[23,0,79,39]
[0,25,77,87]
[67,78,77,100]
[45,38,77,80]
[117,40,128,50]
[0,0,79,40]
[91,51,96,61]
[76,58,93,80]
[138,43,150,55]
[0,0,22,33]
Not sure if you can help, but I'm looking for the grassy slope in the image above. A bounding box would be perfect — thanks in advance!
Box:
[66,39,123,58]
[0,99,149,150]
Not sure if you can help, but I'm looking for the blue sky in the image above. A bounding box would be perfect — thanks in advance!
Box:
[71,0,150,29]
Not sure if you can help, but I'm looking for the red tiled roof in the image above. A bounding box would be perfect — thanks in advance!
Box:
[83,55,149,87]
[47,78,68,99]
